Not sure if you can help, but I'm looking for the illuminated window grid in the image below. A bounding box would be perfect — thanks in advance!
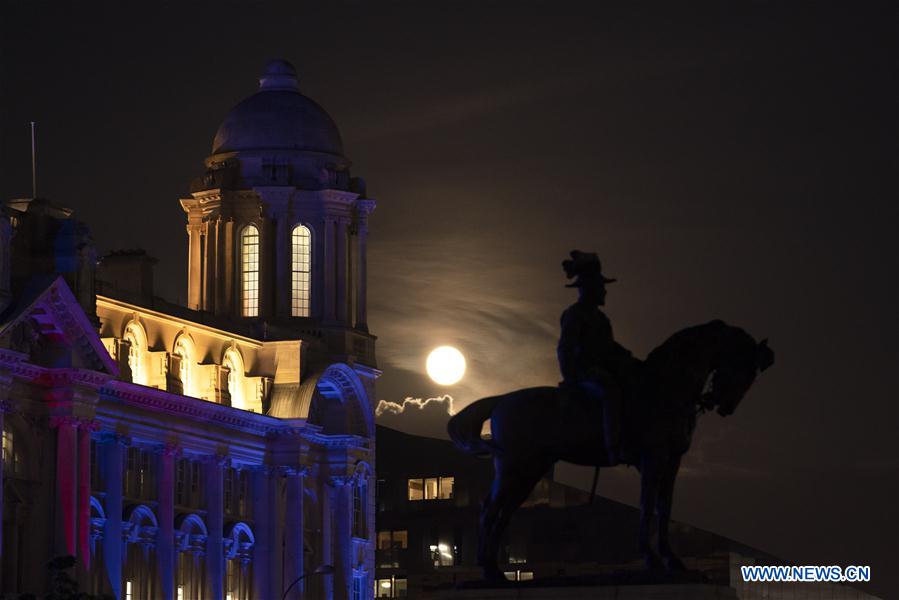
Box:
[241,225,259,317]
[291,225,311,317]
[407,476,454,501]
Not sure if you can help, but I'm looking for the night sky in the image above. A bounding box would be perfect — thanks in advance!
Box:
[1,1,896,597]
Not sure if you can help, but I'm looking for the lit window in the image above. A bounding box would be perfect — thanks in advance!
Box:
[175,459,188,505]
[2,428,13,473]
[240,225,259,317]
[378,531,391,549]
[123,322,148,385]
[375,577,407,598]
[224,468,234,514]
[125,580,133,600]
[409,477,454,501]
[438,477,454,499]
[424,478,438,500]
[291,225,312,317]
[429,542,454,567]
[238,470,249,516]
[177,585,184,600]
[393,530,408,549]
[353,479,367,538]
[407,479,423,501]
[174,336,195,397]
[222,348,245,409]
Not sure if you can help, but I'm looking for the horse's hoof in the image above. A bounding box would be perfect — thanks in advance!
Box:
[664,554,687,571]
[482,564,506,582]
[643,552,664,571]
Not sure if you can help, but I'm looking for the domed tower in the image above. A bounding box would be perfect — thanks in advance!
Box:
[180,60,375,348]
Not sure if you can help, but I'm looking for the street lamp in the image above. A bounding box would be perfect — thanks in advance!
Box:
[281,564,335,600]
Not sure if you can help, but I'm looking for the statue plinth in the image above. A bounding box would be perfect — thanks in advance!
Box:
[422,583,738,599]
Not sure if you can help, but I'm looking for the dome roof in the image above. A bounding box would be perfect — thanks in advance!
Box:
[211,60,344,156]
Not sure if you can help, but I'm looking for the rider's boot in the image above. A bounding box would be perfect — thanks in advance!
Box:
[603,392,622,465]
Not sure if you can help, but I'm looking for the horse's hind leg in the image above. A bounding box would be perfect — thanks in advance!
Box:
[657,454,687,570]
[479,456,551,580]
[638,454,664,570]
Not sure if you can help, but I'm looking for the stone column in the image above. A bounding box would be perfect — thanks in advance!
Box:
[103,434,127,600]
[270,470,285,598]
[336,218,349,324]
[223,219,235,316]
[283,468,306,599]
[353,200,375,332]
[214,217,227,317]
[275,216,289,318]
[330,476,354,600]
[76,420,98,584]
[250,467,272,600]
[205,455,226,600]
[320,478,333,600]
[323,216,336,321]
[186,225,197,310]
[157,445,179,600]
[51,416,79,559]
[0,395,10,590]
[203,221,214,312]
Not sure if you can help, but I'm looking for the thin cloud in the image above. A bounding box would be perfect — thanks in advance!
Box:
[376,395,456,417]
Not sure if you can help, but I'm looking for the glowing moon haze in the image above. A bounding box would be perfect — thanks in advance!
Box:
[426,346,466,385]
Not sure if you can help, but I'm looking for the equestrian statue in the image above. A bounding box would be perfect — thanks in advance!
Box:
[447,251,775,580]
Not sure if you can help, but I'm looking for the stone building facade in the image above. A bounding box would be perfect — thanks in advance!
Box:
[0,60,378,600]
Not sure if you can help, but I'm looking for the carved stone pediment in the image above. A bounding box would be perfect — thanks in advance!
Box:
[0,276,117,375]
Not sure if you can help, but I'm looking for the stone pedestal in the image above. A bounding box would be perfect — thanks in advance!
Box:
[422,584,738,599]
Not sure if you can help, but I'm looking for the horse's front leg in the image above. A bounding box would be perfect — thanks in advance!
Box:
[657,453,687,571]
[638,453,664,570]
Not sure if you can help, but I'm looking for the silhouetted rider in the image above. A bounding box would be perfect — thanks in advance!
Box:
[557,251,635,464]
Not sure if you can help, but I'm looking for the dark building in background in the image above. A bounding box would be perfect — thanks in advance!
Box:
[374,426,881,600]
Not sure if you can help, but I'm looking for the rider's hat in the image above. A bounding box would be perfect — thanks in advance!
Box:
[563,250,617,288]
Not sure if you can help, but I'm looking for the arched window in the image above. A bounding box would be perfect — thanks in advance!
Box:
[123,321,148,385]
[353,478,366,538]
[240,225,260,317]
[2,421,23,477]
[222,348,246,410]
[173,335,196,398]
[291,224,312,317]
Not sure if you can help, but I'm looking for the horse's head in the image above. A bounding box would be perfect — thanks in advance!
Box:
[706,332,774,417]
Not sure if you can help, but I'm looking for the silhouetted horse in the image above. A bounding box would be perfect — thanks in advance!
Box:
[447,320,774,579]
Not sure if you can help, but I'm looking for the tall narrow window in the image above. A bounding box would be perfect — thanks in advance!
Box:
[291,225,312,317]
[240,225,260,317]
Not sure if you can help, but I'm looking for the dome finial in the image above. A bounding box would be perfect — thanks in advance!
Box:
[259,59,300,91]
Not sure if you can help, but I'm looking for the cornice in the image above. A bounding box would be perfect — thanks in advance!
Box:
[100,380,305,438]
[96,296,265,348]
[0,351,114,389]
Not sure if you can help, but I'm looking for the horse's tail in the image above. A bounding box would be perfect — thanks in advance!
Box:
[447,396,501,457]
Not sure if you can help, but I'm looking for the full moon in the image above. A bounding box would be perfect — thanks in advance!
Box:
[426,346,466,385]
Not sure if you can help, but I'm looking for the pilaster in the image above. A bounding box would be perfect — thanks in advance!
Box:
[336,217,349,324]
[283,467,308,599]
[102,433,128,600]
[204,453,227,600]
[50,416,79,560]
[157,444,180,600]
[0,384,13,591]
[353,199,375,331]
[76,419,99,587]
[330,475,354,600]
[250,466,273,600]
